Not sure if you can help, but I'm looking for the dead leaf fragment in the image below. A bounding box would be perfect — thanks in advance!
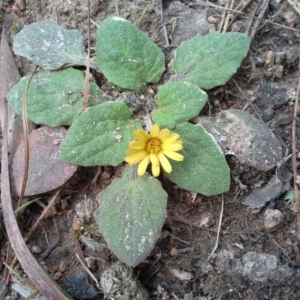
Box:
[168,267,193,281]
[9,126,77,196]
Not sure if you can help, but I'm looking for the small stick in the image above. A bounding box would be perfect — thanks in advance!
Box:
[196,0,300,33]
[218,0,230,33]
[159,0,169,45]
[229,0,253,28]
[250,0,269,39]
[292,75,300,240]
[208,194,224,260]
[39,219,60,262]
[222,0,235,33]
[76,253,101,290]
[83,0,91,111]
[18,67,38,208]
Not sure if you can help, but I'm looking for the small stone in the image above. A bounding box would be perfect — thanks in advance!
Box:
[231,21,246,32]
[170,247,179,257]
[53,272,62,280]
[265,64,284,79]
[264,209,283,232]
[283,11,297,27]
[198,212,215,228]
[61,198,68,210]
[72,217,84,231]
[207,16,218,24]
[31,245,42,254]
[275,52,287,64]
[85,257,96,269]
[242,252,277,282]
[264,50,274,68]
[59,261,68,273]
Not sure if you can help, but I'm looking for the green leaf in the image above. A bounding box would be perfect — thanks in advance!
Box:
[165,122,230,195]
[172,32,250,89]
[60,102,142,166]
[13,22,86,70]
[96,17,165,90]
[151,81,208,129]
[96,166,168,267]
[7,68,104,127]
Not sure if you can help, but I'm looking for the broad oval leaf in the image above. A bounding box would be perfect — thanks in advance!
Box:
[9,126,77,196]
[96,166,168,267]
[172,32,250,89]
[151,81,208,129]
[7,68,104,127]
[60,101,142,166]
[13,22,86,70]
[96,17,165,90]
[165,122,230,195]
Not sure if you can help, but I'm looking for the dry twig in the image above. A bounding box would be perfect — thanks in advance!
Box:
[208,194,224,260]
[1,99,69,299]
[249,0,269,39]
[83,0,91,111]
[159,0,169,45]
[196,0,300,33]
[292,76,300,240]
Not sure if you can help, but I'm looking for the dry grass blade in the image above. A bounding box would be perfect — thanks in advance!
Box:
[196,0,300,33]
[208,194,224,260]
[292,76,300,240]
[159,0,169,45]
[83,0,91,111]
[18,68,37,207]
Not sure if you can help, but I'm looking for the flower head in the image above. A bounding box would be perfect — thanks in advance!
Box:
[125,124,184,177]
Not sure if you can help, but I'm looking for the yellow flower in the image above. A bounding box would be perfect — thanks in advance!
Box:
[125,124,184,177]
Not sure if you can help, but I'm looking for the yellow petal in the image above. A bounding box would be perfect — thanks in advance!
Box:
[129,141,146,150]
[126,148,142,155]
[151,163,160,177]
[150,124,160,138]
[138,155,150,176]
[158,153,172,173]
[163,133,180,144]
[149,153,159,166]
[162,143,183,152]
[133,129,150,142]
[125,150,147,165]
[157,128,170,140]
[164,151,184,161]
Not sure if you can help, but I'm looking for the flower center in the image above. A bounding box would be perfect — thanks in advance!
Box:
[146,138,162,154]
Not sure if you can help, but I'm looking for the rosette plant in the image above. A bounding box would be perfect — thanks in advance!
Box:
[7,17,250,266]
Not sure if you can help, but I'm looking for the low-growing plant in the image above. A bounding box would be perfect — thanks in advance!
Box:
[7,17,250,267]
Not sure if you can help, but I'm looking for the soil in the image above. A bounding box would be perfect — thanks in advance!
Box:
[1,0,300,299]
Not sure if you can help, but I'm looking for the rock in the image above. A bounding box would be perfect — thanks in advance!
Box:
[264,50,275,68]
[242,175,282,210]
[63,274,99,300]
[100,262,149,300]
[198,212,215,228]
[242,252,277,282]
[31,245,42,254]
[269,264,294,282]
[264,209,283,232]
[58,261,68,273]
[215,249,235,272]
[165,1,214,45]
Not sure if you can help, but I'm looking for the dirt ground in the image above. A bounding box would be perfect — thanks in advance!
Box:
[1,0,300,299]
